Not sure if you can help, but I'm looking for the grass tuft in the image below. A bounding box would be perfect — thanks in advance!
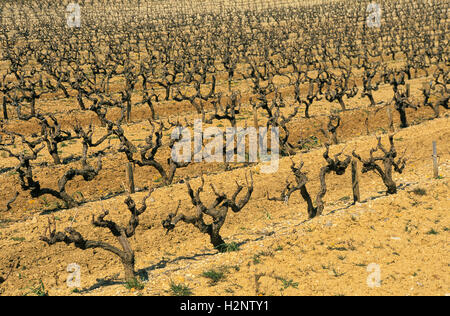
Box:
[202,269,225,285]
[124,278,145,290]
[169,281,193,296]
[216,242,240,253]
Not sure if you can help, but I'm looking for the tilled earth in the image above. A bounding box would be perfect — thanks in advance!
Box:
[0,115,448,296]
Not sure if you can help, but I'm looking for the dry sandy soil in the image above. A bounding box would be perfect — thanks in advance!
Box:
[0,0,448,297]
[0,114,448,296]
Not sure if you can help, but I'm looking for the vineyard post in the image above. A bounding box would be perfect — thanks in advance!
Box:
[387,105,395,132]
[253,106,259,130]
[126,162,135,194]
[352,159,361,204]
[2,96,8,120]
[432,141,439,178]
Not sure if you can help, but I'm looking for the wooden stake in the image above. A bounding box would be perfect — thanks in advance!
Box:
[432,141,439,178]
[2,96,8,120]
[352,160,360,204]
[253,105,259,130]
[126,162,135,194]
[387,105,395,133]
